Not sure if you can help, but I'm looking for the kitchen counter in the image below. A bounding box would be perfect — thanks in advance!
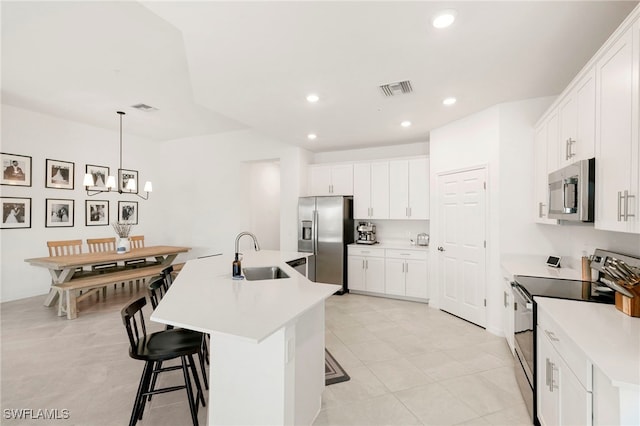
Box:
[151,250,339,425]
[535,297,640,389]
[501,253,582,280]
[349,241,430,251]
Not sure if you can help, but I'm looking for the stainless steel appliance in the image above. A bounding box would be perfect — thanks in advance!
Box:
[298,196,354,294]
[356,222,377,245]
[548,158,595,221]
[416,233,429,246]
[509,248,640,424]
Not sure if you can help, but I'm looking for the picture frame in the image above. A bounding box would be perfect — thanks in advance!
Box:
[85,200,109,226]
[46,159,74,190]
[1,197,31,229]
[85,164,110,192]
[118,201,138,224]
[118,169,138,194]
[1,153,32,187]
[46,198,74,227]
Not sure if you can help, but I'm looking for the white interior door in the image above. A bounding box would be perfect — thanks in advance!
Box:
[437,167,487,327]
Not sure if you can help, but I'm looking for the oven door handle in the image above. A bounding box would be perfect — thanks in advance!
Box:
[511,283,533,310]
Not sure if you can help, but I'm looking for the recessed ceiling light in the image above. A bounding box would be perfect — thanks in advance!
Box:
[306,94,319,103]
[432,10,457,29]
[401,121,412,128]
[443,97,457,106]
[307,133,317,140]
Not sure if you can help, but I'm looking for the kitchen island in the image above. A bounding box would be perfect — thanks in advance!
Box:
[151,250,340,426]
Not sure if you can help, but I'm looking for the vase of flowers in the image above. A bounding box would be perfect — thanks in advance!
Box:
[113,222,133,254]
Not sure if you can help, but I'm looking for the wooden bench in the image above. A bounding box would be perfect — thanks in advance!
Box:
[53,265,167,319]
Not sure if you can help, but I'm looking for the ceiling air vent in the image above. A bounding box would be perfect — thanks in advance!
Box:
[131,103,159,112]
[379,80,413,97]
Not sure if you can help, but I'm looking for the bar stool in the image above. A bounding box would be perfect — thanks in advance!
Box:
[121,297,205,426]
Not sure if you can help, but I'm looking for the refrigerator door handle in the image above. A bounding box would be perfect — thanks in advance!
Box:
[312,210,318,254]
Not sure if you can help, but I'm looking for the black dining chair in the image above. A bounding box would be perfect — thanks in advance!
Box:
[121,296,205,426]
[147,277,209,392]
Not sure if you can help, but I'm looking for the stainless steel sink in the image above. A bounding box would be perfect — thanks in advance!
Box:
[243,266,290,281]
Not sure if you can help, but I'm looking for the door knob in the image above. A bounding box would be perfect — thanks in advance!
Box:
[437,246,445,252]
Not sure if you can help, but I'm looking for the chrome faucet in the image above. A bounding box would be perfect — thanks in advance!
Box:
[235,231,261,255]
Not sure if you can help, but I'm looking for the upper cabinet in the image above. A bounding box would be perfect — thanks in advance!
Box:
[389,157,429,220]
[353,161,390,219]
[534,113,558,224]
[308,164,353,196]
[595,20,639,234]
[558,68,597,168]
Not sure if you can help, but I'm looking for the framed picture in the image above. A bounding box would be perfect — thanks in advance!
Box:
[118,169,138,194]
[118,201,138,224]
[46,159,74,190]
[46,198,74,227]
[1,153,32,187]
[85,200,109,226]
[1,197,31,229]
[85,164,110,192]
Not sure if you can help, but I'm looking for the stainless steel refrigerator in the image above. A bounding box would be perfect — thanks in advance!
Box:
[298,196,354,294]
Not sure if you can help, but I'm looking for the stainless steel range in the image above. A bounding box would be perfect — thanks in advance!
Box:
[509,248,640,424]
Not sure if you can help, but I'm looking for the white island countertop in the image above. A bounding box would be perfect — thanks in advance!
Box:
[535,297,640,389]
[151,250,340,343]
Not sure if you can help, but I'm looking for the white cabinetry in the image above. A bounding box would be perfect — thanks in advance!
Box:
[384,249,428,299]
[389,157,429,220]
[595,21,639,234]
[308,164,354,196]
[558,68,596,168]
[347,246,385,293]
[536,306,592,426]
[353,162,389,219]
[502,272,515,355]
[533,114,558,224]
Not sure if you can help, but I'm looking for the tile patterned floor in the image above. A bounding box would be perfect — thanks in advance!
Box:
[1,289,530,425]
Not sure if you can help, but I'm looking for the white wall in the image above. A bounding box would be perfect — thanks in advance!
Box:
[249,161,280,250]
[1,105,311,302]
[1,105,157,302]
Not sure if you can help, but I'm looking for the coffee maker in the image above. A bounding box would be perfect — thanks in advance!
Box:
[356,222,377,244]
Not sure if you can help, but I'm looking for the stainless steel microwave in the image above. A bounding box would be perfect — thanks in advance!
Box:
[548,158,595,222]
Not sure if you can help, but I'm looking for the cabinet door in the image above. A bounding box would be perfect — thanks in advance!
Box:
[353,163,372,219]
[595,26,637,233]
[574,68,596,162]
[558,93,577,168]
[309,165,332,196]
[389,160,409,219]
[365,257,385,293]
[330,164,354,195]
[537,329,559,426]
[405,259,428,299]
[408,158,429,219]
[347,256,365,291]
[534,122,556,224]
[547,110,560,174]
[384,258,405,296]
[370,161,390,219]
[558,353,592,426]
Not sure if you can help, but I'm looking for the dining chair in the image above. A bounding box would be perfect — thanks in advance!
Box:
[86,237,123,292]
[121,296,205,426]
[147,277,209,389]
[129,235,145,249]
[47,239,83,257]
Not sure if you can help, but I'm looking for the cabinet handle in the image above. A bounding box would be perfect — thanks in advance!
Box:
[618,191,624,222]
[565,140,569,161]
[504,291,508,308]
[626,192,635,220]
[539,202,547,218]
[408,207,412,217]
[545,358,551,388]
[550,362,558,391]
[402,263,405,273]
[370,207,373,217]
[365,259,368,269]
[362,259,365,270]
[568,138,576,159]
[405,262,408,273]
[544,329,560,342]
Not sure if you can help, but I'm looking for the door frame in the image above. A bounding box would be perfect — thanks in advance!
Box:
[433,164,489,327]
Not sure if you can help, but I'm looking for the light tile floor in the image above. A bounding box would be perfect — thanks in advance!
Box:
[1,289,530,425]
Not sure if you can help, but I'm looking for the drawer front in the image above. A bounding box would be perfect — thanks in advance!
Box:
[537,307,592,391]
[348,246,385,257]
[385,249,428,261]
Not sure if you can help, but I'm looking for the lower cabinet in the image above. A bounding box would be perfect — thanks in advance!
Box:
[347,247,385,293]
[348,246,428,300]
[502,271,515,355]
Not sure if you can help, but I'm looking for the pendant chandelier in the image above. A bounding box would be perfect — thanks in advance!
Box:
[84,111,152,200]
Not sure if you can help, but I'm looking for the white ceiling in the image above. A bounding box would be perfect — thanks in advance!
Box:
[2,1,637,152]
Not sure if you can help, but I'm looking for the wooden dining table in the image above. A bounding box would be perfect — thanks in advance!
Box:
[25,245,191,318]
